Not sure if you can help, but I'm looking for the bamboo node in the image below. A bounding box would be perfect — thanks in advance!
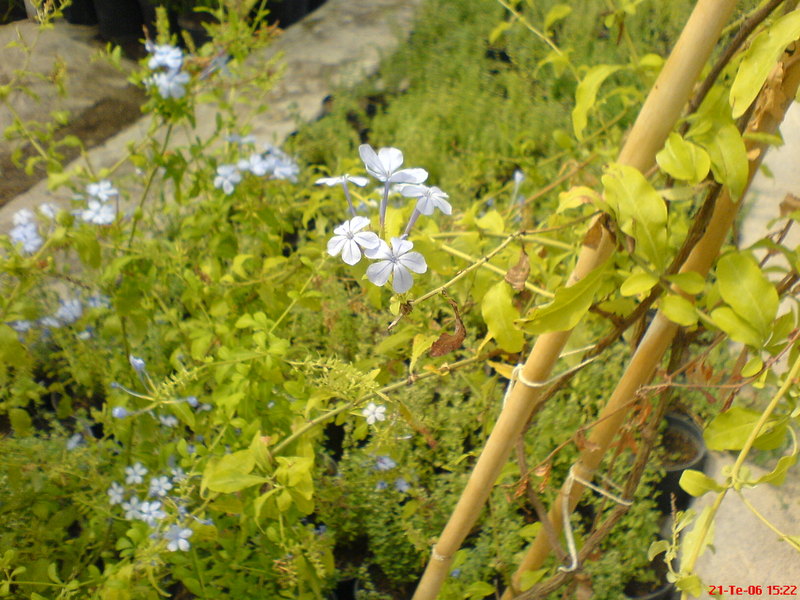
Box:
[430,546,451,562]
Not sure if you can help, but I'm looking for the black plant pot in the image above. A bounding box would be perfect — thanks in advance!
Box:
[656,413,707,514]
[62,0,97,25]
[625,555,677,600]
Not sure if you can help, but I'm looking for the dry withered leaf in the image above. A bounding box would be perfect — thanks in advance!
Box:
[575,428,601,453]
[429,296,466,357]
[504,246,530,292]
[780,193,800,217]
[533,461,552,492]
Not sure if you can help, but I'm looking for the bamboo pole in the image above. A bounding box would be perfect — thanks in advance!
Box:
[411,1,736,598]
[504,37,800,600]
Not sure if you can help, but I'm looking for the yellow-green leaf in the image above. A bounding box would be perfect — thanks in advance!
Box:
[730,10,800,118]
[659,294,698,327]
[679,470,723,497]
[717,251,778,339]
[572,64,622,141]
[481,281,524,352]
[710,307,763,348]
[656,132,711,184]
[666,271,705,295]
[702,123,749,200]
[544,4,572,31]
[620,271,658,296]
[703,406,761,451]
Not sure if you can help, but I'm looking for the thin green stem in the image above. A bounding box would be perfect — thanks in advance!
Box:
[191,546,208,597]
[127,124,174,248]
[269,256,327,335]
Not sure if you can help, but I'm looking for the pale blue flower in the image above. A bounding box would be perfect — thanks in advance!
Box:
[112,407,129,419]
[66,433,84,450]
[86,180,118,203]
[151,70,190,99]
[146,42,183,72]
[129,355,146,373]
[164,525,193,552]
[263,146,299,181]
[394,478,410,493]
[315,174,369,216]
[171,466,187,481]
[358,144,427,185]
[375,480,388,491]
[400,184,452,216]
[184,396,199,408]
[362,402,386,425]
[149,476,173,497]
[226,134,255,146]
[214,164,241,195]
[375,455,397,471]
[122,496,142,520]
[12,208,35,226]
[81,199,116,225]
[327,216,380,265]
[55,298,82,324]
[86,294,111,308]
[38,203,58,220]
[8,320,34,334]
[139,500,166,526]
[9,222,43,254]
[237,153,272,176]
[125,462,148,485]
[108,482,125,505]
[158,414,179,428]
[365,237,427,294]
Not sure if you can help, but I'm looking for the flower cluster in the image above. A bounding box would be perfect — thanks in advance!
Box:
[8,205,58,255]
[145,41,190,99]
[80,179,119,225]
[214,144,300,195]
[319,144,452,293]
[6,291,109,341]
[108,463,195,551]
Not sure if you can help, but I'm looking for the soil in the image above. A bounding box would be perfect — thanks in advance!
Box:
[661,427,701,468]
[0,86,146,208]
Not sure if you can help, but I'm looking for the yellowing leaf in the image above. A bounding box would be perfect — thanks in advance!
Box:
[481,281,524,352]
[620,271,658,296]
[711,306,763,348]
[703,406,762,451]
[544,4,572,31]
[702,123,749,200]
[474,210,505,234]
[667,271,705,295]
[679,470,723,497]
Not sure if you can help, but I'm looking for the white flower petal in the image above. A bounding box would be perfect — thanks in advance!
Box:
[354,231,380,249]
[399,251,428,274]
[390,237,413,256]
[341,240,362,265]
[399,184,428,198]
[327,235,347,257]
[364,239,391,260]
[377,147,404,173]
[434,197,452,215]
[358,144,384,179]
[392,265,414,293]
[366,260,394,287]
[416,196,435,216]
[347,175,369,187]
[348,216,371,232]
[314,176,342,186]
[389,168,428,184]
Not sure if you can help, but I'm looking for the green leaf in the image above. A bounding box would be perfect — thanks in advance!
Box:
[481,281,524,352]
[519,568,547,591]
[680,505,715,573]
[730,10,800,118]
[717,252,778,339]
[746,454,797,487]
[602,164,668,268]
[710,307,763,348]
[648,540,670,561]
[202,449,268,493]
[703,123,749,200]
[666,271,705,295]
[410,333,438,371]
[488,21,512,45]
[466,581,496,599]
[659,294,698,327]
[474,209,505,234]
[572,64,622,140]
[741,356,763,378]
[519,261,609,334]
[620,271,658,296]
[679,470,723,497]
[9,409,32,436]
[703,406,761,451]
[675,574,703,597]
[544,4,572,31]
[656,132,711,184]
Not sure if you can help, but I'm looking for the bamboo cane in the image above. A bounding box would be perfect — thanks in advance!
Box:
[503,37,800,600]
[411,1,737,598]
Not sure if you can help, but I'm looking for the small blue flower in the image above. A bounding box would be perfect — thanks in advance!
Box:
[158,414,179,428]
[108,482,125,505]
[86,180,119,203]
[151,70,190,99]
[146,42,183,72]
[139,500,166,526]
[66,433,84,450]
[374,455,397,472]
[125,462,148,485]
[237,153,272,176]
[213,164,242,195]
[9,222,43,254]
[185,396,199,408]
[361,402,386,425]
[394,478,411,493]
[375,480,388,491]
[81,199,116,225]
[112,407,129,419]
[86,294,111,308]
[164,525,193,551]
[8,320,34,334]
[129,355,146,373]
[121,496,142,520]
[55,298,82,325]
[149,476,173,497]
[171,466,187,481]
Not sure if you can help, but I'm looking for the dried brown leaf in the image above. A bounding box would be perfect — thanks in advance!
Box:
[780,193,800,217]
[504,246,530,292]
[429,297,466,357]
